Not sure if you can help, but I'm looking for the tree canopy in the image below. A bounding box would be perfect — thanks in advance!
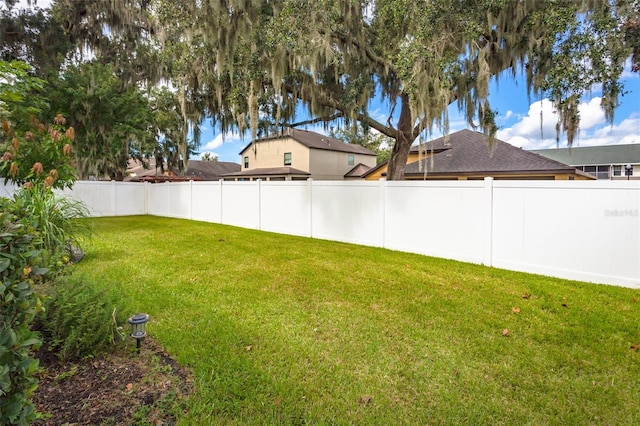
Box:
[153,0,638,179]
[2,0,637,180]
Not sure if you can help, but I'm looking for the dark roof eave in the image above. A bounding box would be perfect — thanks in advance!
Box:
[403,168,592,177]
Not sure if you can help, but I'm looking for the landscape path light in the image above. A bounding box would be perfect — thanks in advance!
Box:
[128,313,149,352]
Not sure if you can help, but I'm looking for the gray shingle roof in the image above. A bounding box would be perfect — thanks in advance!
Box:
[531,144,640,166]
[404,129,587,177]
[184,160,241,179]
[344,163,373,178]
[126,159,240,181]
[240,128,377,156]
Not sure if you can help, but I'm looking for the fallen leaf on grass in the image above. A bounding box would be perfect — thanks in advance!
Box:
[522,293,531,299]
[631,344,639,352]
[125,383,133,391]
[512,307,520,313]
[502,329,510,337]
[358,395,372,405]
[245,345,253,351]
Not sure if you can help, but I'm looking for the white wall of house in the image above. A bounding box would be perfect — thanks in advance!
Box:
[308,149,377,180]
[4,179,638,288]
[241,137,310,171]
[240,136,376,180]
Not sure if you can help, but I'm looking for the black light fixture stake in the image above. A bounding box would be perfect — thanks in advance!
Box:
[128,313,149,353]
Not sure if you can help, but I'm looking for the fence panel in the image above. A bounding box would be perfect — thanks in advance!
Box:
[166,182,192,219]
[492,181,640,287]
[220,181,260,229]
[260,181,312,237]
[311,181,384,247]
[113,182,146,216]
[191,182,222,223]
[1,182,15,198]
[384,181,487,264]
[147,183,169,217]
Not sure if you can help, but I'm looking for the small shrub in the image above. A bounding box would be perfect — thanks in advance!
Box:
[42,274,125,361]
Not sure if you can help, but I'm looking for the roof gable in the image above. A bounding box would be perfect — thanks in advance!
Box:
[404,129,585,176]
[344,163,373,178]
[240,129,376,156]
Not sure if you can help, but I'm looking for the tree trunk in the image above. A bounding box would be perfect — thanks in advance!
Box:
[386,94,414,181]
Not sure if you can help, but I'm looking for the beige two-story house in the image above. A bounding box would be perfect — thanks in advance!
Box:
[222,128,377,181]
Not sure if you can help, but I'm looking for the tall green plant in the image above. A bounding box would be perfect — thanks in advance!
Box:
[9,186,90,257]
[0,207,47,425]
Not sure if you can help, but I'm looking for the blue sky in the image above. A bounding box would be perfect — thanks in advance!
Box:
[199,63,640,163]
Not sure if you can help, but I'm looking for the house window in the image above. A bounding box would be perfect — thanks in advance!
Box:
[244,156,249,169]
[613,165,622,176]
[348,154,355,166]
[596,165,610,179]
[284,152,292,166]
[582,165,610,179]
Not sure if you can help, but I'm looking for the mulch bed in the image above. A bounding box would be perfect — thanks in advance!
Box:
[32,338,192,425]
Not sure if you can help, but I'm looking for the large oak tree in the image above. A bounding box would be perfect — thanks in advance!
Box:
[154,0,638,180]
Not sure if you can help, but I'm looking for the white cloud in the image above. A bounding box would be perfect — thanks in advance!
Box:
[578,114,640,146]
[578,97,607,130]
[203,134,224,150]
[496,97,640,150]
[497,99,559,145]
[202,131,244,150]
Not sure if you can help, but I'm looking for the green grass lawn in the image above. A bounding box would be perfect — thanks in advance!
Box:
[72,216,640,425]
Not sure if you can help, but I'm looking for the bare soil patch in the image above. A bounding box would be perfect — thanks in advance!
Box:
[32,338,192,425]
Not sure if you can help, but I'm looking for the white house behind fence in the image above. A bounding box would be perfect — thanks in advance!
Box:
[2,178,638,289]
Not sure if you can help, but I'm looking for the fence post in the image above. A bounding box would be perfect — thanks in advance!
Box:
[308,178,313,238]
[189,180,193,220]
[144,181,149,215]
[483,177,494,266]
[111,180,117,216]
[219,179,224,224]
[257,179,262,231]
[379,178,386,248]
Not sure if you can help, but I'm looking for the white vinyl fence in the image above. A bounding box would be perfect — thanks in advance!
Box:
[3,179,638,288]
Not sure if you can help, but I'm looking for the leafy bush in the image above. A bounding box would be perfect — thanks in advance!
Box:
[0,117,77,190]
[1,185,89,424]
[42,274,125,361]
[0,207,47,425]
[1,61,77,191]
